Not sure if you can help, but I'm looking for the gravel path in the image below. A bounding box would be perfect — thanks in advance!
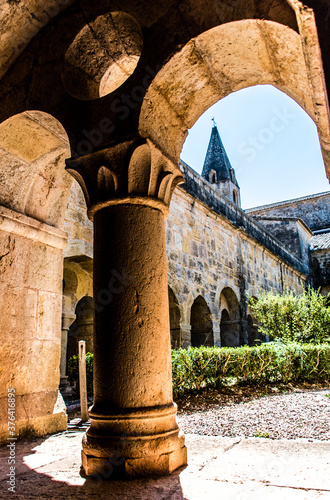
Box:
[177,389,330,440]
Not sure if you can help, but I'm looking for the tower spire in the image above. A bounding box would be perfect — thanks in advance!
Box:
[201,121,241,206]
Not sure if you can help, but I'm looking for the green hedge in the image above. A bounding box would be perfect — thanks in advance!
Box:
[171,343,330,397]
[67,343,330,399]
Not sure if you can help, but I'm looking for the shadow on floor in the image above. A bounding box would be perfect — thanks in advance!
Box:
[0,431,188,499]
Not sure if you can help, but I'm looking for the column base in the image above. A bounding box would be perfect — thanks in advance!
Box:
[82,439,187,479]
[81,403,187,479]
[59,376,72,397]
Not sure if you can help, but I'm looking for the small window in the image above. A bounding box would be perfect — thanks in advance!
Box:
[209,170,216,183]
[233,190,237,203]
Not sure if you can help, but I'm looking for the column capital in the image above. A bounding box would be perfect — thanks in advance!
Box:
[61,312,76,331]
[65,139,184,220]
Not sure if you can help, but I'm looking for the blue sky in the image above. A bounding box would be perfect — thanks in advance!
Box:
[181,85,330,209]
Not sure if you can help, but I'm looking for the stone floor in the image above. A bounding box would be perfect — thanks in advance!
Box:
[1,429,330,499]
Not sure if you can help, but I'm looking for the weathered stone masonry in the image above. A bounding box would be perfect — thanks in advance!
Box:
[2,0,330,476]
[63,159,310,355]
[166,162,308,348]
[247,192,330,295]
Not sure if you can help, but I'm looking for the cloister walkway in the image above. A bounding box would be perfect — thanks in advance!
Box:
[1,430,329,499]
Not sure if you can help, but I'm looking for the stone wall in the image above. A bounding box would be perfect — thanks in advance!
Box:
[64,171,309,350]
[246,192,330,232]
[312,249,330,291]
[251,218,312,266]
[180,162,310,277]
[0,206,67,444]
[166,184,307,347]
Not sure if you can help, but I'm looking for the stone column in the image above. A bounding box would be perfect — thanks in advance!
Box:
[60,308,76,391]
[211,317,221,347]
[0,206,68,443]
[66,140,187,478]
[240,319,249,346]
[180,323,191,348]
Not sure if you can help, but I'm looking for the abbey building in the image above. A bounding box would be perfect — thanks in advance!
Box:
[2,0,330,476]
[62,123,330,377]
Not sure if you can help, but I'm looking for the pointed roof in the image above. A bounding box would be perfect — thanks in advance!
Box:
[202,124,238,186]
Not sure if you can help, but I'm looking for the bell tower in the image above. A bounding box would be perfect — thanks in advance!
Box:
[202,120,241,207]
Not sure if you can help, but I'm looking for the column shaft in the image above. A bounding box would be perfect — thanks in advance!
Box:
[82,203,186,477]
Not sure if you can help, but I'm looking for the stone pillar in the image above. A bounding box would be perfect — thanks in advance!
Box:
[180,323,191,348]
[211,318,221,347]
[240,319,249,346]
[0,206,68,443]
[60,308,76,391]
[66,140,187,478]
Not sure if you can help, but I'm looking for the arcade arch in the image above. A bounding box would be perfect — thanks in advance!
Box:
[140,18,330,177]
[168,286,182,349]
[67,295,94,361]
[191,295,214,347]
[219,287,241,347]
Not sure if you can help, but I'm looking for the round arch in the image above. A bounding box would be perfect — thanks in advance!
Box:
[67,295,94,363]
[139,19,330,178]
[219,287,241,347]
[0,110,72,229]
[191,295,214,347]
[168,286,181,349]
[63,258,94,313]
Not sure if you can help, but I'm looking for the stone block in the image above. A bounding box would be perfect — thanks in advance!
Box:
[36,291,62,340]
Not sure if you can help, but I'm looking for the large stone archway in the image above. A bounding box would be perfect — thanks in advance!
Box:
[0,0,330,479]
[139,18,330,175]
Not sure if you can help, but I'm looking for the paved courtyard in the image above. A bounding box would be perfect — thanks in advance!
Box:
[0,430,330,499]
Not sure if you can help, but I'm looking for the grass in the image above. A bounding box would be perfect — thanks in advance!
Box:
[253,431,270,438]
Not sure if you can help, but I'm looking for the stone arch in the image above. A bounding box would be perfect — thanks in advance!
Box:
[0,110,74,439]
[0,110,72,229]
[168,286,181,349]
[215,280,240,308]
[139,19,330,176]
[63,258,93,311]
[190,295,214,347]
[61,257,93,387]
[219,287,241,347]
[67,295,94,362]
[63,267,78,298]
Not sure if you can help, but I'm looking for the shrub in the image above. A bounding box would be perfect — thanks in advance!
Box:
[67,343,330,399]
[171,343,330,396]
[67,352,94,398]
[249,287,330,344]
